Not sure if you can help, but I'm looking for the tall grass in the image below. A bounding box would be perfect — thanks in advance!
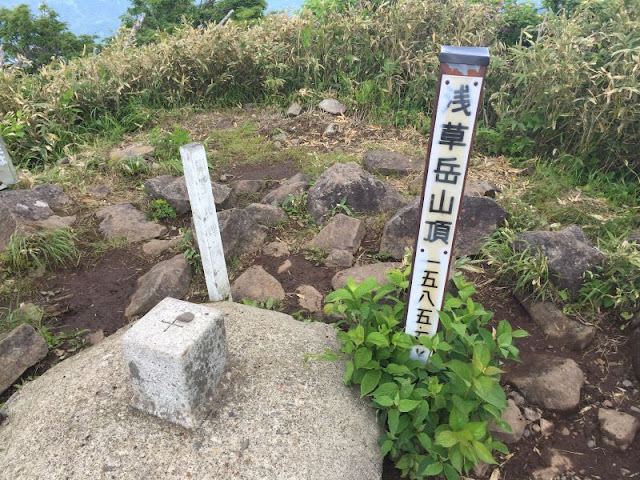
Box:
[0,0,637,177]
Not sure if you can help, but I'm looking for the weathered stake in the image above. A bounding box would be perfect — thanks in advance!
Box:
[404,46,490,363]
[180,142,231,302]
[0,136,18,190]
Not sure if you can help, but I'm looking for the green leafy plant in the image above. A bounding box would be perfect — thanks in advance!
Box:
[241,297,282,310]
[482,228,552,300]
[325,269,528,479]
[175,228,203,275]
[577,236,640,319]
[150,124,193,173]
[327,195,355,219]
[147,198,177,221]
[303,245,327,265]
[1,228,79,274]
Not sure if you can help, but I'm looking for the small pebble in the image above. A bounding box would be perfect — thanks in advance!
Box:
[524,407,542,422]
[523,428,531,438]
[561,427,571,436]
[540,418,555,436]
[622,379,633,388]
[531,424,541,433]
[509,391,525,406]
[587,439,596,448]
[603,399,613,408]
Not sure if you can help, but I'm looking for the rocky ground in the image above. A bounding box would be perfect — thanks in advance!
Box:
[0,103,638,479]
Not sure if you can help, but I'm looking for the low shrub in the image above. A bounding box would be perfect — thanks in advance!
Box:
[325,269,527,479]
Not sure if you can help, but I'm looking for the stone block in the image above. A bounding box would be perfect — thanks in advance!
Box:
[121,297,227,429]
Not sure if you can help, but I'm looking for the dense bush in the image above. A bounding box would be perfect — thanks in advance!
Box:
[0,0,637,176]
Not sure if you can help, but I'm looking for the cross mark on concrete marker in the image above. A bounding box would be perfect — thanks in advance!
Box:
[161,312,195,332]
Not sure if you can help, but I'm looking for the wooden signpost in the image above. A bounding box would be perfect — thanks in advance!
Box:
[404,46,490,363]
[0,136,18,190]
[180,142,231,302]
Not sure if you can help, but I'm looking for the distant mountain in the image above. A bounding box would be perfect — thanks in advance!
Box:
[1,0,305,39]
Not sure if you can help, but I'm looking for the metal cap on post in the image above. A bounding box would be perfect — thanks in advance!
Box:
[404,46,490,363]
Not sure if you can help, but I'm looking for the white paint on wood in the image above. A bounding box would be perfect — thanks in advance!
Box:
[180,142,231,301]
[0,136,18,190]
[405,74,484,358]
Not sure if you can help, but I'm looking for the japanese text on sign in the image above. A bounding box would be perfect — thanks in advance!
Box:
[405,75,483,340]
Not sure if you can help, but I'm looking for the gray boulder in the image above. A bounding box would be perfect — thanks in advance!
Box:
[217,208,267,259]
[331,262,402,290]
[515,226,605,294]
[379,195,507,260]
[505,354,584,412]
[597,408,640,451]
[379,198,420,260]
[325,249,355,268]
[308,162,405,224]
[311,214,365,255]
[145,175,234,214]
[244,203,287,226]
[231,179,268,195]
[318,99,347,115]
[0,324,48,394]
[516,295,596,351]
[262,181,309,206]
[465,181,501,198]
[232,266,285,303]
[455,196,507,257]
[96,203,167,243]
[125,254,192,317]
[296,285,324,312]
[286,102,303,117]
[109,144,154,163]
[0,302,382,480]
[363,150,423,175]
[489,399,526,444]
[0,184,70,249]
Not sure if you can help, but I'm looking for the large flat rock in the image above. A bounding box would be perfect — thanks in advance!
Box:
[0,302,382,480]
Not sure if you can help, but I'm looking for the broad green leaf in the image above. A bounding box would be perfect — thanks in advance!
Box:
[472,440,497,464]
[360,369,382,397]
[366,332,390,348]
[443,464,461,480]
[491,440,509,455]
[446,359,473,384]
[483,366,504,376]
[512,329,530,338]
[449,407,468,430]
[386,363,414,377]
[413,401,430,426]
[417,432,432,451]
[324,289,354,303]
[423,462,443,476]
[397,399,420,412]
[435,430,458,448]
[344,360,354,384]
[473,376,507,410]
[380,438,393,457]
[466,421,487,440]
[473,343,491,371]
[388,409,400,436]
[373,382,399,399]
[374,396,394,407]
[354,347,372,369]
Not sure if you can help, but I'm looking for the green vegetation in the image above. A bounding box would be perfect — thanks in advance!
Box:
[1,229,79,274]
[0,4,97,70]
[147,199,178,221]
[325,270,527,479]
[150,124,193,173]
[1,0,637,184]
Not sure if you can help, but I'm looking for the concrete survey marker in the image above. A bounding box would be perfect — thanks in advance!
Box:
[121,297,227,429]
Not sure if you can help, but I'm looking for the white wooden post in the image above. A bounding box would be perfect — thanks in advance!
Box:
[0,136,18,190]
[404,46,490,363]
[180,142,231,302]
